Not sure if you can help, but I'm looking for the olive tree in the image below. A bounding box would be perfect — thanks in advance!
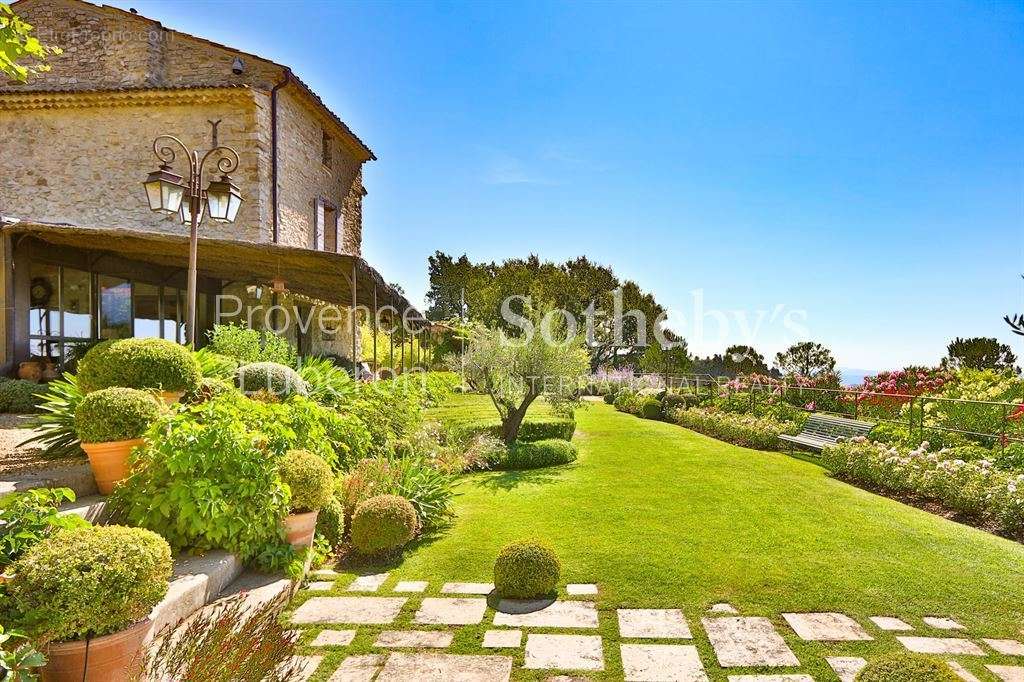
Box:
[457,312,590,443]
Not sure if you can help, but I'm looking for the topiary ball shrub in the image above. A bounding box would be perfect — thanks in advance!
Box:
[856,653,960,682]
[237,362,308,399]
[7,525,172,643]
[493,439,578,471]
[602,391,616,404]
[493,539,561,599]
[74,387,162,443]
[0,379,45,413]
[279,449,334,513]
[77,338,201,394]
[316,496,345,550]
[639,397,663,420]
[350,494,417,556]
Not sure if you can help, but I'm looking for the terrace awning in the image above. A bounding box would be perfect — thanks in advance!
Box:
[1,220,424,324]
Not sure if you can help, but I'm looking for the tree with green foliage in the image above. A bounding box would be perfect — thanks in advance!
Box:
[1,3,61,83]
[426,251,668,370]
[943,336,1018,373]
[458,309,590,443]
[723,344,768,377]
[639,338,692,384]
[774,341,837,378]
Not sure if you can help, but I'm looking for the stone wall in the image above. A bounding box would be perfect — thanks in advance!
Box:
[0,90,266,243]
[3,0,368,254]
[275,88,363,254]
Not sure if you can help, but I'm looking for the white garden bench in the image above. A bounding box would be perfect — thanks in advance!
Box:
[779,413,874,452]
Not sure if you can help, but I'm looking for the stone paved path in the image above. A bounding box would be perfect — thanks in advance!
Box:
[701,616,800,667]
[289,576,1023,680]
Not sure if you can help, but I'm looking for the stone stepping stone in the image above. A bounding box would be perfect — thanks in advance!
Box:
[292,597,407,625]
[524,634,605,671]
[727,677,814,682]
[701,617,800,668]
[306,581,335,591]
[988,666,1024,682]
[311,629,357,647]
[567,583,598,596]
[618,609,692,639]
[710,603,739,614]
[826,656,867,682]
[620,643,709,682]
[483,629,523,648]
[347,573,389,592]
[327,654,384,682]
[414,597,488,625]
[985,639,1024,655]
[947,661,981,682]
[441,581,494,594]
[897,636,985,655]
[375,652,513,681]
[374,630,454,648]
[783,613,872,641]
[923,616,966,630]
[394,581,429,593]
[869,616,913,631]
[288,655,323,682]
[494,600,599,629]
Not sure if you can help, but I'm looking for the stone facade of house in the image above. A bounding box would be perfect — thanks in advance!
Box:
[0,0,369,254]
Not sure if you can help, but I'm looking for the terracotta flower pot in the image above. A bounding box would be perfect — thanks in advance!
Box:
[81,438,144,495]
[283,510,319,549]
[42,619,151,682]
[155,390,185,406]
[18,361,42,382]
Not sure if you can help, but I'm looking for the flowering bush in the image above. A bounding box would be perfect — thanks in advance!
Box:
[822,437,1024,536]
[925,369,1024,445]
[667,407,797,450]
[858,366,951,409]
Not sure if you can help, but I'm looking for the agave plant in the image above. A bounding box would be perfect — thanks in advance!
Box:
[18,372,84,459]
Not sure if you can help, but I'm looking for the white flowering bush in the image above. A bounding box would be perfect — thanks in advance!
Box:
[823,437,1024,536]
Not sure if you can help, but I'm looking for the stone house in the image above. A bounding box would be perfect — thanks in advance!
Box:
[0,0,420,374]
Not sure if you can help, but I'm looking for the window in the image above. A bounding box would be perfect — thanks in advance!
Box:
[99,276,132,340]
[314,199,339,252]
[321,129,332,169]
[28,263,94,363]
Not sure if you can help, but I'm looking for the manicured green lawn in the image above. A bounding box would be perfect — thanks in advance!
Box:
[300,397,1024,680]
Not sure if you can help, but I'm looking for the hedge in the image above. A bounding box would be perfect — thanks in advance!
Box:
[449,417,576,444]
[491,439,578,470]
[668,407,794,450]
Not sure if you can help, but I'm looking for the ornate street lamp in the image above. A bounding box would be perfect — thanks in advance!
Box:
[143,135,241,346]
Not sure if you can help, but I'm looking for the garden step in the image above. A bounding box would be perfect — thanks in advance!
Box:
[145,550,244,643]
[57,494,107,522]
[0,462,97,498]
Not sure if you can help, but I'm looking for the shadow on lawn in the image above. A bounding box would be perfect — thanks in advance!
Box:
[472,466,569,493]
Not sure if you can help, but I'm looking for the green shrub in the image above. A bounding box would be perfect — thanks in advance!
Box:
[186,376,235,404]
[341,456,456,531]
[0,488,89,568]
[109,393,291,559]
[0,380,45,413]
[350,494,418,555]
[449,417,576,444]
[19,373,84,459]
[192,347,240,380]
[492,439,578,470]
[855,653,959,681]
[7,525,171,643]
[237,362,309,399]
[74,387,162,443]
[995,442,1024,471]
[493,539,560,599]
[669,407,792,450]
[349,379,425,457]
[77,338,201,394]
[315,496,345,550]
[279,449,334,513]
[297,356,357,408]
[603,391,616,404]
[207,324,297,366]
[639,397,662,419]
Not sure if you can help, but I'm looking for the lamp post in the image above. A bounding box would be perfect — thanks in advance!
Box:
[142,135,242,346]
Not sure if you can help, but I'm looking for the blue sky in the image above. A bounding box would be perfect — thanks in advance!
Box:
[116,0,1023,371]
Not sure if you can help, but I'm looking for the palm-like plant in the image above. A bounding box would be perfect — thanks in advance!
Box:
[19,372,84,459]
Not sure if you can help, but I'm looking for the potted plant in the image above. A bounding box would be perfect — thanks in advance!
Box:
[77,338,201,404]
[278,449,335,549]
[5,525,172,682]
[74,388,162,494]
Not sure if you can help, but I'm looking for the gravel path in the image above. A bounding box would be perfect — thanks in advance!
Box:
[0,413,83,477]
